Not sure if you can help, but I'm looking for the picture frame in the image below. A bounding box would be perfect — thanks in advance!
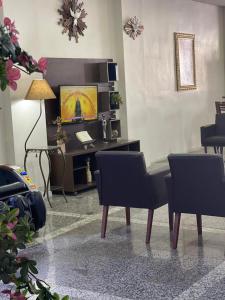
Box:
[60,85,98,123]
[174,33,196,91]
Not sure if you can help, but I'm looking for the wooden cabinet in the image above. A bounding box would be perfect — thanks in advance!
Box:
[50,140,140,194]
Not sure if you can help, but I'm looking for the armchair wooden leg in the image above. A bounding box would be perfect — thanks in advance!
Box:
[204,146,207,154]
[146,209,154,244]
[214,146,217,154]
[125,207,131,225]
[196,214,202,235]
[173,213,181,249]
[169,209,174,232]
[220,147,223,155]
[101,206,109,238]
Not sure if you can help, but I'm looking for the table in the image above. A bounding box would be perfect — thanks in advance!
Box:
[24,146,67,207]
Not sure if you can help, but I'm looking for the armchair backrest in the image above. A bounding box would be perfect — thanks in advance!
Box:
[216,114,225,135]
[95,151,150,208]
[215,101,225,114]
[168,154,225,216]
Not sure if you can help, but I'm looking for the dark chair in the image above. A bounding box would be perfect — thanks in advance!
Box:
[201,114,225,155]
[95,151,171,243]
[166,154,225,249]
[215,99,225,114]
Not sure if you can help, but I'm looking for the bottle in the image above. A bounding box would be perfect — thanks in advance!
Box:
[86,158,92,183]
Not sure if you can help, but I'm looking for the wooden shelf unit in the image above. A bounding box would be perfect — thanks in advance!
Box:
[44,58,138,195]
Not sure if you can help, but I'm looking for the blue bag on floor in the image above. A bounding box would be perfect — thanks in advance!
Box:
[28,191,46,231]
[6,191,46,231]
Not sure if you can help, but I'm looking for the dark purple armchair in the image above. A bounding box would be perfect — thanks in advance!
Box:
[95,151,170,243]
[201,114,225,154]
[167,154,225,249]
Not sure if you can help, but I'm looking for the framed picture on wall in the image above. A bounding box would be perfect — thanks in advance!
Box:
[174,32,196,91]
[60,85,98,122]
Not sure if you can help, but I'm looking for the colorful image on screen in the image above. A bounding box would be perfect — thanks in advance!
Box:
[60,85,98,122]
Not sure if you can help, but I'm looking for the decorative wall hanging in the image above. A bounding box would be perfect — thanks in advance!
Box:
[124,16,144,40]
[58,0,87,43]
[175,32,197,91]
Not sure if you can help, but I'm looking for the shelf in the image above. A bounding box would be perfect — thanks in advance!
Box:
[73,166,87,171]
[74,181,96,192]
[51,185,64,191]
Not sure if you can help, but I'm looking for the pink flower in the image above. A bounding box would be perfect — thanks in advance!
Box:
[38,57,47,73]
[9,232,17,240]
[7,221,17,230]
[6,59,21,91]
[2,291,26,300]
[4,17,11,27]
[0,0,2,7]
[4,18,18,33]
[17,53,30,68]
[10,33,18,44]
[4,17,19,44]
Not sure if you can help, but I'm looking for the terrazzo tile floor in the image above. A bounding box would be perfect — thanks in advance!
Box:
[2,153,225,299]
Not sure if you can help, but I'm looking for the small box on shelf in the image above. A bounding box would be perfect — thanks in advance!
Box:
[99,62,118,83]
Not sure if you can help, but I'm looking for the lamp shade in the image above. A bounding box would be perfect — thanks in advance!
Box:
[25,79,56,100]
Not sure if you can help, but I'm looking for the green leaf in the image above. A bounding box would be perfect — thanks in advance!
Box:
[36,279,44,289]
[28,281,40,294]
[53,293,60,300]
[7,208,19,221]
[20,264,28,279]
[0,272,11,284]
[0,214,6,222]
[61,296,70,300]
[29,263,38,274]
[1,78,7,91]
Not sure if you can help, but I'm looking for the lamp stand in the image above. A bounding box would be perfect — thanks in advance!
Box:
[24,100,42,152]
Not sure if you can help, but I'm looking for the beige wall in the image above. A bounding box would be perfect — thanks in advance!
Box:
[122,0,225,165]
[1,0,225,171]
[2,0,126,184]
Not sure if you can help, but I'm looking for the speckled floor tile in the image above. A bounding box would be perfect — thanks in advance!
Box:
[14,215,225,300]
[37,214,82,238]
[46,189,100,215]
[3,148,225,300]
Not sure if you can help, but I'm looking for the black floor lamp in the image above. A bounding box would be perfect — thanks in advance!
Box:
[24,79,56,151]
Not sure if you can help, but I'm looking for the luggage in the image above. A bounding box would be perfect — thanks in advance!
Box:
[6,191,46,231]
[28,191,46,231]
[0,165,46,231]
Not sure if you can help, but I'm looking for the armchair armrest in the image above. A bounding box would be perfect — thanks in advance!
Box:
[146,166,170,207]
[201,124,216,144]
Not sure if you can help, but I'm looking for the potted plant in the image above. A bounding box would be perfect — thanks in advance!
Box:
[110,92,123,110]
[53,116,68,153]
[0,202,69,300]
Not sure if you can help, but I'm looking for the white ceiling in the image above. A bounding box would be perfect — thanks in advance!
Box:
[192,0,225,6]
